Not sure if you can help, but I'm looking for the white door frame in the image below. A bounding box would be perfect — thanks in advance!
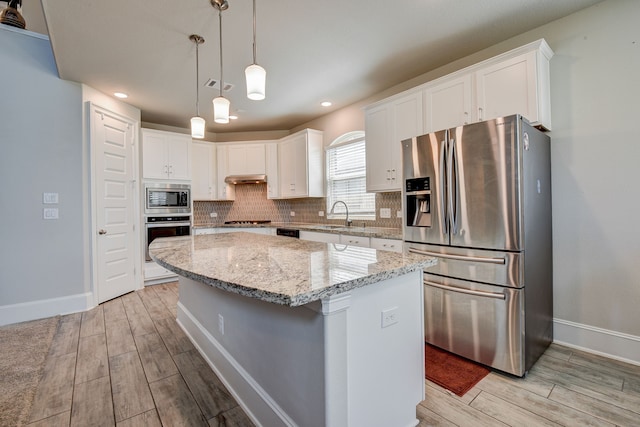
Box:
[88,102,142,306]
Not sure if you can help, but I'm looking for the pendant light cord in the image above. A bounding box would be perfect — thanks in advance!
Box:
[218,8,224,98]
[195,38,200,116]
[252,0,257,64]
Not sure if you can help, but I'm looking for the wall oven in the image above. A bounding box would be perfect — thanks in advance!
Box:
[145,216,191,261]
[144,183,190,215]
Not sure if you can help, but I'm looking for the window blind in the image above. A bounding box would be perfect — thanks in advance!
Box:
[326,138,375,218]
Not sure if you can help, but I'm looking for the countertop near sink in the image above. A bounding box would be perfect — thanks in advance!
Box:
[192,222,403,240]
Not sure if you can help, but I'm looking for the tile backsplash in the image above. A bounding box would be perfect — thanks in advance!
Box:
[193,183,402,228]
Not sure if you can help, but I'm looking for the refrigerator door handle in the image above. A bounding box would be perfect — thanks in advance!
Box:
[446,137,457,234]
[451,137,460,234]
[439,132,448,234]
[424,279,506,300]
[408,247,506,264]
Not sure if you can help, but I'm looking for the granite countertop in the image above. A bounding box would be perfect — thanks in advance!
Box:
[149,232,435,306]
[191,222,403,240]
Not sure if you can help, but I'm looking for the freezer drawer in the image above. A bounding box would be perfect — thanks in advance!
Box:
[424,273,525,376]
[407,242,523,288]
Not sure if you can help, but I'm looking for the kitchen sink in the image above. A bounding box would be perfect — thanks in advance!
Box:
[309,224,347,230]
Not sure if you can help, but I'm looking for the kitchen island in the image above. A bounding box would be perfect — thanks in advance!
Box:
[150,232,436,427]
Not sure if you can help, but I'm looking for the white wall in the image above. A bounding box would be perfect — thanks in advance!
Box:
[297,0,640,361]
[0,26,86,323]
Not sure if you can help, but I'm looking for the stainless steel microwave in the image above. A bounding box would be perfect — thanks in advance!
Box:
[144,183,191,215]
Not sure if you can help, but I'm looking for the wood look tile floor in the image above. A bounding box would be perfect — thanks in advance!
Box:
[23,281,640,426]
[26,282,254,427]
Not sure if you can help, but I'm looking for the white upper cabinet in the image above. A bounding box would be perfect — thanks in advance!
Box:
[142,129,191,181]
[278,129,324,198]
[474,45,552,129]
[365,91,423,192]
[265,142,279,199]
[424,74,473,133]
[215,145,236,201]
[191,141,216,201]
[423,39,553,132]
[226,143,266,175]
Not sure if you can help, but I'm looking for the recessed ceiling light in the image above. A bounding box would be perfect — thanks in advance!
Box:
[229,115,238,120]
[321,101,332,107]
[114,92,128,99]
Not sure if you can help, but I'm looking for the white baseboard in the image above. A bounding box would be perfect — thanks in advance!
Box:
[177,302,296,427]
[0,292,93,326]
[553,318,640,366]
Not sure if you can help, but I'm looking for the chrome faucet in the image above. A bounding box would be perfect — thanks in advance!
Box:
[330,201,352,227]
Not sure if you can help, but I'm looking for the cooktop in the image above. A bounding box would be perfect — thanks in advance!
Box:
[224,220,272,225]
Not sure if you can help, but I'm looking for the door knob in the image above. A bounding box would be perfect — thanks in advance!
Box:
[98,229,107,235]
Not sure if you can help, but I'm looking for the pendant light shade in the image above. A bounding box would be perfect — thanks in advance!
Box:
[246,0,266,100]
[245,63,266,100]
[212,1,231,124]
[190,116,206,138]
[189,34,205,138]
[213,96,230,123]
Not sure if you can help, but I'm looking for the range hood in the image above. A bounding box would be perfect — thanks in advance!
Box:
[224,174,267,184]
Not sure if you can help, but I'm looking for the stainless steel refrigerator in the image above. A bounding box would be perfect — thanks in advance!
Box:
[401,114,552,376]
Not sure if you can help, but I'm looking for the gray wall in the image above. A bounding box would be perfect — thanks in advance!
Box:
[298,0,640,342]
[0,26,85,305]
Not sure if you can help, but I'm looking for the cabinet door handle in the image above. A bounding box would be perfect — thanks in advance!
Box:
[98,229,107,235]
[478,107,483,121]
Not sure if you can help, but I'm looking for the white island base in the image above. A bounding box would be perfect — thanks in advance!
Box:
[177,269,424,427]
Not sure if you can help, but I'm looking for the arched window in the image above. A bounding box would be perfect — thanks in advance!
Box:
[326,131,375,220]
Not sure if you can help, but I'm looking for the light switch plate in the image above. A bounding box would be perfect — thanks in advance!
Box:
[43,192,59,204]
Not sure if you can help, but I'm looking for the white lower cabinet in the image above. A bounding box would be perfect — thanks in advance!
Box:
[193,227,275,236]
[299,231,340,244]
[340,234,370,247]
[370,237,403,253]
[144,262,177,285]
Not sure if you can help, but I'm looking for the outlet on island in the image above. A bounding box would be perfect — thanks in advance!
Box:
[218,313,224,335]
[381,307,399,328]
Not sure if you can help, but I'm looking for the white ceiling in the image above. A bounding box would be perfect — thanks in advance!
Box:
[29,0,601,134]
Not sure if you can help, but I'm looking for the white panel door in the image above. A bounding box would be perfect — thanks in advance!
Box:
[92,106,138,303]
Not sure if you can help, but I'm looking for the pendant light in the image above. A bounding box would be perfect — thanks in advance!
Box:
[189,34,206,138]
[212,0,230,124]
[245,0,266,100]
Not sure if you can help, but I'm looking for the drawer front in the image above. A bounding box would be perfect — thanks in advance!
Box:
[370,238,402,253]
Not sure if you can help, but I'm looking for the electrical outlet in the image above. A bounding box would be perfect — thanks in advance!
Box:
[319,211,324,217]
[218,314,224,335]
[381,307,399,328]
[210,212,218,218]
[290,211,296,217]
[396,210,403,218]
[380,208,391,218]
